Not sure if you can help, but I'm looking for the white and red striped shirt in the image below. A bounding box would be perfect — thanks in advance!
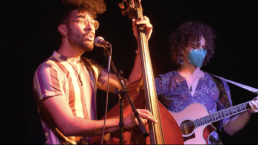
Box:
[33,51,108,144]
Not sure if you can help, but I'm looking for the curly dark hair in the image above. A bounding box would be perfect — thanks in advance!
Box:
[45,0,106,49]
[169,21,216,68]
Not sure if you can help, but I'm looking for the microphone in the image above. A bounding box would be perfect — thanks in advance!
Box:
[94,36,111,48]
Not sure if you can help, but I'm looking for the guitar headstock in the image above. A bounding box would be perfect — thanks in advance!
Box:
[118,0,142,19]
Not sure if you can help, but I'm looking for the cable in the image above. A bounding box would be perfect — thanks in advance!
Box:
[101,45,112,145]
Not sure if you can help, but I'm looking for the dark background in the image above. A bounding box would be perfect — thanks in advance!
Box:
[1,0,258,144]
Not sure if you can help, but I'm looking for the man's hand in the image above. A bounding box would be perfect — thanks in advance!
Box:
[247,96,258,115]
[123,109,157,134]
[132,16,153,41]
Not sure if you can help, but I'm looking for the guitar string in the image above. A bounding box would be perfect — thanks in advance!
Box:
[179,75,254,130]
[179,106,248,130]
[180,113,232,129]
[179,102,250,131]
[180,111,242,130]
[179,116,216,129]
[180,114,230,129]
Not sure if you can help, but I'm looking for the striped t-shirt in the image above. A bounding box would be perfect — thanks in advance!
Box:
[33,51,108,144]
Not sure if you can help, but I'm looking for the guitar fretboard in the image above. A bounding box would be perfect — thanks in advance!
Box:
[194,102,249,128]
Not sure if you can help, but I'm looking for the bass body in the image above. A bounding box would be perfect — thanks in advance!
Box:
[91,88,183,144]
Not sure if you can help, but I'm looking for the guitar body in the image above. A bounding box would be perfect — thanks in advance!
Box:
[169,103,216,144]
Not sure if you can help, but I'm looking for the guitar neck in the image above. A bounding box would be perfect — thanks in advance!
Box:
[194,101,250,128]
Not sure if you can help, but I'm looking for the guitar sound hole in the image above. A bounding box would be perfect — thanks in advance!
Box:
[180,120,195,135]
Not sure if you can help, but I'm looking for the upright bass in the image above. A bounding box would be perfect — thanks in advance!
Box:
[92,0,184,144]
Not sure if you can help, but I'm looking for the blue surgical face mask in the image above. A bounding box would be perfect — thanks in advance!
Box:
[186,48,207,67]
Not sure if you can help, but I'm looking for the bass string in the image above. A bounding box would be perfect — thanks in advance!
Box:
[137,10,164,142]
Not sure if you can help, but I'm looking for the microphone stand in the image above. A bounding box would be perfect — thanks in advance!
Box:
[102,44,149,145]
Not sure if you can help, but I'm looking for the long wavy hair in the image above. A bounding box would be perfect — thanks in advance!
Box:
[45,0,106,49]
[169,21,216,68]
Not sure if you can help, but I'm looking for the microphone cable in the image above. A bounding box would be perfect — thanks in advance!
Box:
[101,44,112,145]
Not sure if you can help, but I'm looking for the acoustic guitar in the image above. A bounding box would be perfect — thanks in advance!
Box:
[170,101,250,144]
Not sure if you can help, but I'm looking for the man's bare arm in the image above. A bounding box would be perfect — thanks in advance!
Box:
[42,94,157,136]
[98,16,152,93]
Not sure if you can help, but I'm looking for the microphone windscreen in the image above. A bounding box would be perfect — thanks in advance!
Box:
[94,36,104,47]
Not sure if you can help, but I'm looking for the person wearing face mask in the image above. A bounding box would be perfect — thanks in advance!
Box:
[155,21,258,144]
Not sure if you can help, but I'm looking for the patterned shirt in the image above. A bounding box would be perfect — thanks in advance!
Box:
[33,51,108,144]
[155,71,233,144]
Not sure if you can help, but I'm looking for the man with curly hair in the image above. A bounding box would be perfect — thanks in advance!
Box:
[155,21,258,144]
[33,0,156,144]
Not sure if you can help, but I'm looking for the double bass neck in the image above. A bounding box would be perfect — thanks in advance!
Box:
[135,8,165,144]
